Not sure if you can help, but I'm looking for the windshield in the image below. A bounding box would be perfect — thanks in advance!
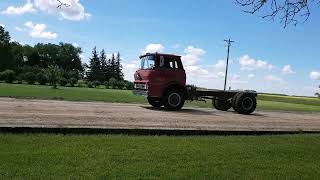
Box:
[140,55,155,69]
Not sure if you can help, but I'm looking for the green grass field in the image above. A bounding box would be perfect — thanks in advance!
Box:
[0,83,319,112]
[0,134,319,179]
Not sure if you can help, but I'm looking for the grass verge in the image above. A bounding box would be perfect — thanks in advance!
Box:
[0,134,319,179]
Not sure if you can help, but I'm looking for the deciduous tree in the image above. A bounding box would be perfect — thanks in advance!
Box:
[0,26,14,71]
[0,26,10,44]
[316,85,320,97]
[236,0,318,28]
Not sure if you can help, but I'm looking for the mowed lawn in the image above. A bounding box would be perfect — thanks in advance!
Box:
[0,83,320,112]
[0,134,319,179]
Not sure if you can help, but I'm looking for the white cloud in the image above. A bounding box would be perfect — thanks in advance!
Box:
[231,74,240,80]
[72,43,79,47]
[181,46,205,66]
[180,46,220,85]
[1,0,36,15]
[239,55,273,71]
[171,44,180,49]
[184,65,225,83]
[142,44,164,54]
[228,74,248,84]
[310,71,320,80]
[15,27,25,31]
[264,75,284,83]
[2,0,90,21]
[34,0,91,21]
[79,53,84,60]
[0,24,5,27]
[122,61,139,81]
[24,21,58,39]
[212,60,226,71]
[185,66,211,79]
[282,65,294,74]
[217,72,225,78]
[248,74,255,79]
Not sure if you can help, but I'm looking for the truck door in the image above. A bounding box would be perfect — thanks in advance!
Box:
[159,56,185,86]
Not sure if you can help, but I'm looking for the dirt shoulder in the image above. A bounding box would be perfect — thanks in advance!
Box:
[0,98,319,132]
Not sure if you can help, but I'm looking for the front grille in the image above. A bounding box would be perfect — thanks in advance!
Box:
[134,83,147,90]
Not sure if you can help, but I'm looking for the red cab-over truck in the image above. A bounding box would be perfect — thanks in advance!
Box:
[133,53,257,115]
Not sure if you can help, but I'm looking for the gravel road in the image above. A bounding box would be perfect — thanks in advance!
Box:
[0,98,319,132]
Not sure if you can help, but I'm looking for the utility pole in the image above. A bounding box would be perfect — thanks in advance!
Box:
[223,38,234,91]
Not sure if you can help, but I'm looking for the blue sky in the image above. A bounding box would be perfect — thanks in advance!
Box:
[1,0,320,96]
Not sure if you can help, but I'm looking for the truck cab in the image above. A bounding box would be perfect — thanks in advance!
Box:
[133,53,187,110]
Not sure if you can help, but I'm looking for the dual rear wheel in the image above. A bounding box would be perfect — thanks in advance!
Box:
[213,93,256,115]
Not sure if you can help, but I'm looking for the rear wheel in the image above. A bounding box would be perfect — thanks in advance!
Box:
[232,93,257,115]
[147,97,163,108]
[164,89,185,111]
[212,99,232,111]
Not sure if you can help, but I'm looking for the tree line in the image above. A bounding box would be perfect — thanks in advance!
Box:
[0,25,133,90]
[87,47,124,84]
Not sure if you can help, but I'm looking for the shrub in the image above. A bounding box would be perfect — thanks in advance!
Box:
[87,81,94,88]
[104,81,109,89]
[64,70,79,80]
[77,80,86,87]
[36,71,48,85]
[46,65,61,89]
[0,70,15,83]
[125,81,134,90]
[59,78,68,86]
[93,80,101,88]
[24,72,36,84]
[16,74,24,84]
[109,78,117,89]
[69,78,78,87]
[116,81,126,90]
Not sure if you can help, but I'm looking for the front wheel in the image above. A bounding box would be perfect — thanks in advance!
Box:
[147,97,163,108]
[232,93,257,115]
[164,89,185,111]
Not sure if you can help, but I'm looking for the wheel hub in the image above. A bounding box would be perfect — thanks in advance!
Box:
[242,97,253,111]
[168,93,181,107]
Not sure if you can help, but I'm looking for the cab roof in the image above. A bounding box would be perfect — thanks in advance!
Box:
[140,53,181,59]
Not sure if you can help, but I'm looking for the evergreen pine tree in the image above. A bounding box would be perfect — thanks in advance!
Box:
[110,53,116,79]
[115,52,124,81]
[107,57,112,81]
[100,49,108,82]
[87,47,102,82]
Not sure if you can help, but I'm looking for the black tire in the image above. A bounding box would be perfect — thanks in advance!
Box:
[232,93,257,115]
[164,89,185,111]
[212,99,232,111]
[147,97,163,108]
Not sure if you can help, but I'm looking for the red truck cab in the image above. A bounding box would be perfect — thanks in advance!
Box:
[133,53,187,110]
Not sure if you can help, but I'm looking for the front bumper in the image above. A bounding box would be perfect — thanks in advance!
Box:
[132,89,148,96]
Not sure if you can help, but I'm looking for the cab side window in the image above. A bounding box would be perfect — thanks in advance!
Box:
[159,56,183,69]
[159,56,165,68]
[171,59,182,69]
